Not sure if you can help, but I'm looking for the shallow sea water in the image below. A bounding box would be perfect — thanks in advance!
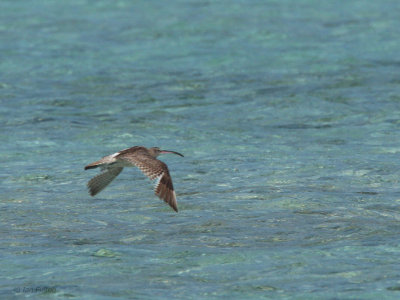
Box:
[1,0,400,299]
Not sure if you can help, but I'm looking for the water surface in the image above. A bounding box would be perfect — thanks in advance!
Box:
[1,0,400,299]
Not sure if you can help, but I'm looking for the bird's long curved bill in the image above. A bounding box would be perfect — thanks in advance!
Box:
[161,150,184,157]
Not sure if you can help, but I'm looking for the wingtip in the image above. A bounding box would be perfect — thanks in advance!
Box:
[87,185,96,196]
[86,181,98,196]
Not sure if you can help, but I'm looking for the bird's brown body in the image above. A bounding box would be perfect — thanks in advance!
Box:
[84,146,183,212]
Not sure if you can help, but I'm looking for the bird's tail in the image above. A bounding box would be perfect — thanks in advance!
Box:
[84,160,104,170]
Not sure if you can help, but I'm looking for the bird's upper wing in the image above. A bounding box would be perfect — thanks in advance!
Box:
[87,166,123,196]
[117,153,178,212]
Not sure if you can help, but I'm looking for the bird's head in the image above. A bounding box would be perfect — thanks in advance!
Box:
[149,147,184,158]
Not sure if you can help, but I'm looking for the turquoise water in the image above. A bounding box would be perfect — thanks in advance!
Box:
[2,0,400,298]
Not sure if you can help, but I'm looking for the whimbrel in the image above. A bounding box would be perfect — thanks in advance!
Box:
[84,146,184,212]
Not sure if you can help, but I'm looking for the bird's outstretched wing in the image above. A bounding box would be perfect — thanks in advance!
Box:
[118,153,178,212]
[154,171,178,212]
[87,166,123,196]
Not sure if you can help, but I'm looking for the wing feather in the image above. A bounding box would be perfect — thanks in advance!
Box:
[87,167,123,196]
[118,153,178,212]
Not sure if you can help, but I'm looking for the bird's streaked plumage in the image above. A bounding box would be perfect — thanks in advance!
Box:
[84,146,183,212]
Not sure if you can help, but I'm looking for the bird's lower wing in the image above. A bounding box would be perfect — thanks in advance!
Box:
[87,167,123,196]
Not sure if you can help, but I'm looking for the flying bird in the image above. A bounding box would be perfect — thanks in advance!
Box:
[84,146,184,212]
